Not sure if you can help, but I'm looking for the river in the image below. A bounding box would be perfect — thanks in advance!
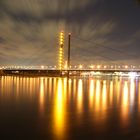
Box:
[0,76,140,140]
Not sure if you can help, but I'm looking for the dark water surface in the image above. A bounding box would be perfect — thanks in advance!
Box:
[1,76,140,140]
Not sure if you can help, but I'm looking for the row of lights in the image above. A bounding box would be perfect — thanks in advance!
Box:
[1,65,140,70]
[74,65,140,69]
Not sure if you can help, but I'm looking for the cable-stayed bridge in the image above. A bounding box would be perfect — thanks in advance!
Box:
[0,31,140,77]
[1,65,140,77]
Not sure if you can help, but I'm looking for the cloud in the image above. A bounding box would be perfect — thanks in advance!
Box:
[0,0,140,66]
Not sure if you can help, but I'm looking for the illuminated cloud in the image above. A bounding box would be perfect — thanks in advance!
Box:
[0,0,140,65]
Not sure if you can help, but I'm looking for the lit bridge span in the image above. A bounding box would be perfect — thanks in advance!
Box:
[1,65,140,77]
[1,31,140,77]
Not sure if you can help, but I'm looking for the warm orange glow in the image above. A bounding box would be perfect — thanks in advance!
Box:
[95,80,101,112]
[104,65,107,69]
[89,79,94,109]
[97,65,101,69]
[64,61,68,69]
[90,65,95,69]
[121,81,129,126]
[58,32,64,70]
[59,31,64,45]
[79,65,83,69]
[110,81,113,105]
[102,80,107,110]
[16,77,20,98]
[54,78,65,138]
[58,47,63,70]
[138,81,140,113]
[39,77,45,115]
[77,79,83,113]
[73,79,76,99]
[125,65,128,69]
[68,79,72,98]
[63,78,67,99]
[41,65,44,69]
[116,80,121,103]
[130,78,135,106]
[49,78,52,96]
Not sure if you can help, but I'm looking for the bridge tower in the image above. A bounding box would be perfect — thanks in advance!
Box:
[58,31,64,70]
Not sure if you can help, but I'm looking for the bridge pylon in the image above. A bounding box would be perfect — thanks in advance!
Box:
[58,31,64,70]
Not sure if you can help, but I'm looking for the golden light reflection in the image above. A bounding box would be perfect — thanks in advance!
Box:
[130,78,135,106]
[16,77,20,98]
[54,78,65,138]
[77,79,83,113]
[110,81,113,105]
[53,78,56,95]
[39,77,45,115]
[49,78,52,98]
[102,80,107,110]
[44,78,47,93]
[68,79,72,99]
[95,80,101,112]
[116,80,121,103]
[89,79,94,109]
[29,78,33,95]
[138,80,140,113]
[63,78,67,99]
[121,81,129,126]
[73,79,76,99]
[1,76,140,135]
[27,77,29,92]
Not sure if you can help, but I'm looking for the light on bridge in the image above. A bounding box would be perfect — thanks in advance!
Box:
[58,31,64,70]
[97,65,101,69]
[111,65,114,69]
[125,65,128,69]
[79,65,83,69]
[64,61,68,69]
[59,31,64,46]
[89,65,95,69]
[41,65,45,69]
[128,72,137,78]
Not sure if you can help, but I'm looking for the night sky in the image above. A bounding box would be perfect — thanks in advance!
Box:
[0,0,140,66]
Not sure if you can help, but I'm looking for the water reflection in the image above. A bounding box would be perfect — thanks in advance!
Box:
[121,81,129,127]
[89,79,94,109]
[130,78,135,107]
[110,81,113,105]
[102,80,107,111]
[77,79,83,113]
[54,78,66,139]
[139,80,140,113]
[39,77,45,115]
[95,80,101,112]
[0,76,140,139]
[116,79,121,103]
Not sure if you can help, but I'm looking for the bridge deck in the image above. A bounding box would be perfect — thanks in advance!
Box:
[1,69,140,77]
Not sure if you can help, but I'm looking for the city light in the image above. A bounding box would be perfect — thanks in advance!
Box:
[59,31,64,46]
[89,65,95,69]
[128,72,137,78]
[64,61,68,69]
[58,31,64,70]
[97,65,101,69]
[41,65,44,69]
[125,65,128,69]
[79,64,83,69]
[0,64,140,77]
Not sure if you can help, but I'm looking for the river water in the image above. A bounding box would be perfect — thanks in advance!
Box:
[0,76,140,140]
